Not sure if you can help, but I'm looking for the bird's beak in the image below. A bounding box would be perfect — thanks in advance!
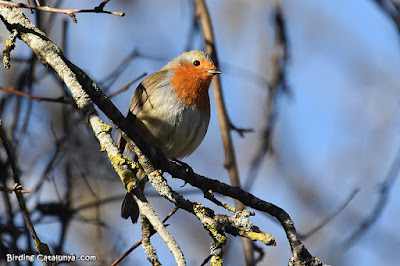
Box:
[206,69,222,75]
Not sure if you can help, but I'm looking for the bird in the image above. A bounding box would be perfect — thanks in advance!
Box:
[118,50,221,223]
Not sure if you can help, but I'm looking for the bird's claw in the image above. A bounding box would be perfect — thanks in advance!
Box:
[173,158,194,177]
[180,181,188,188]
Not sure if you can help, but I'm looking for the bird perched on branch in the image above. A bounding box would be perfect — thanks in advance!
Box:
[118,50,221,223]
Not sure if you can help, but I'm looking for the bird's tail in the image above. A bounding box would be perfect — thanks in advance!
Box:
[121,167,146,224]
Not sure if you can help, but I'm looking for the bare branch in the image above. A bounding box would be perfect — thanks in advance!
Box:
[97,0,112,10]
[0,120,51,264]
[230,123,254,138]
[245,4,290,191]
[141,216,161,265]
[0,0,125,23]
[0,183,30,194]
[344,145,400,247]
[374,0,400,35]
[300,189,359,240]
[2,28,17,69]
[0,86,74,104]
[108,73,147,98]
[98,49,139,91]
[111,207,179,266]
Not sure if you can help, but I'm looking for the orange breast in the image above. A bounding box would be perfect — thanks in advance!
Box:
[170,64,213,112]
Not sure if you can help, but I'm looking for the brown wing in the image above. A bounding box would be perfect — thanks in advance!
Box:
[117,71,169,153]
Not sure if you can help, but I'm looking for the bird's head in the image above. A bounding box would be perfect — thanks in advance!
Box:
[164,50,221,111]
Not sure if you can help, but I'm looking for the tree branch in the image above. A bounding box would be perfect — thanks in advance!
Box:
[0,0,125,23]
[245,4,289,191]
[111,207,179,266]
[0,85,74,104]
[344,144,400,247]
[0,120,51,265]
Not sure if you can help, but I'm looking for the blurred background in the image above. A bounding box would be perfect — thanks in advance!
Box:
[1,0,400,265]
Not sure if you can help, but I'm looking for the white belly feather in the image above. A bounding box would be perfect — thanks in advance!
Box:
[135,85,210,159]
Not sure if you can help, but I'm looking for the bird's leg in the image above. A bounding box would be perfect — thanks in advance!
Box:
[173,158,194,176]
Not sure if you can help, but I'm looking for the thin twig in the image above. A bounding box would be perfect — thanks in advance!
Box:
[193,0,255,264]
[141,216,161,265]
[374,0,400,35]
[97,0,112,10]
[245,5,289,191]
[0,0,125,23]
[300,189,359,240]
[27,127,67,197]
[253,243,265,263]
[111,207,179,266]
[54,162,73,254]
[344,145,400,247]
[230,123,254,138]
[0,86,73,104]
[98,49,139,92]
[0,120,51,264]
[0,183,30,194]
[108,73,147,98]
[13,58,36,153]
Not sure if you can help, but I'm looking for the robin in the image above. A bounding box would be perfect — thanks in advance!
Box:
[118,50,221,223]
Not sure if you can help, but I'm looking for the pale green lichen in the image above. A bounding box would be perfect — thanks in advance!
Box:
[243,231,276,246]
[101,122,112,133]
[108,153,139,189]
[147,170,172,197]
[5,39,13,47]
[194,204,227,245]
[221,201,236,212]
[100,144,107,152]
[34,240,50,255]
[210,241,224,266]
[210,255,223,266]
[3,29,18,69]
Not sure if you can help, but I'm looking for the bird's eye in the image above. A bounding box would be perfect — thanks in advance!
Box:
[193,60,200,66]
